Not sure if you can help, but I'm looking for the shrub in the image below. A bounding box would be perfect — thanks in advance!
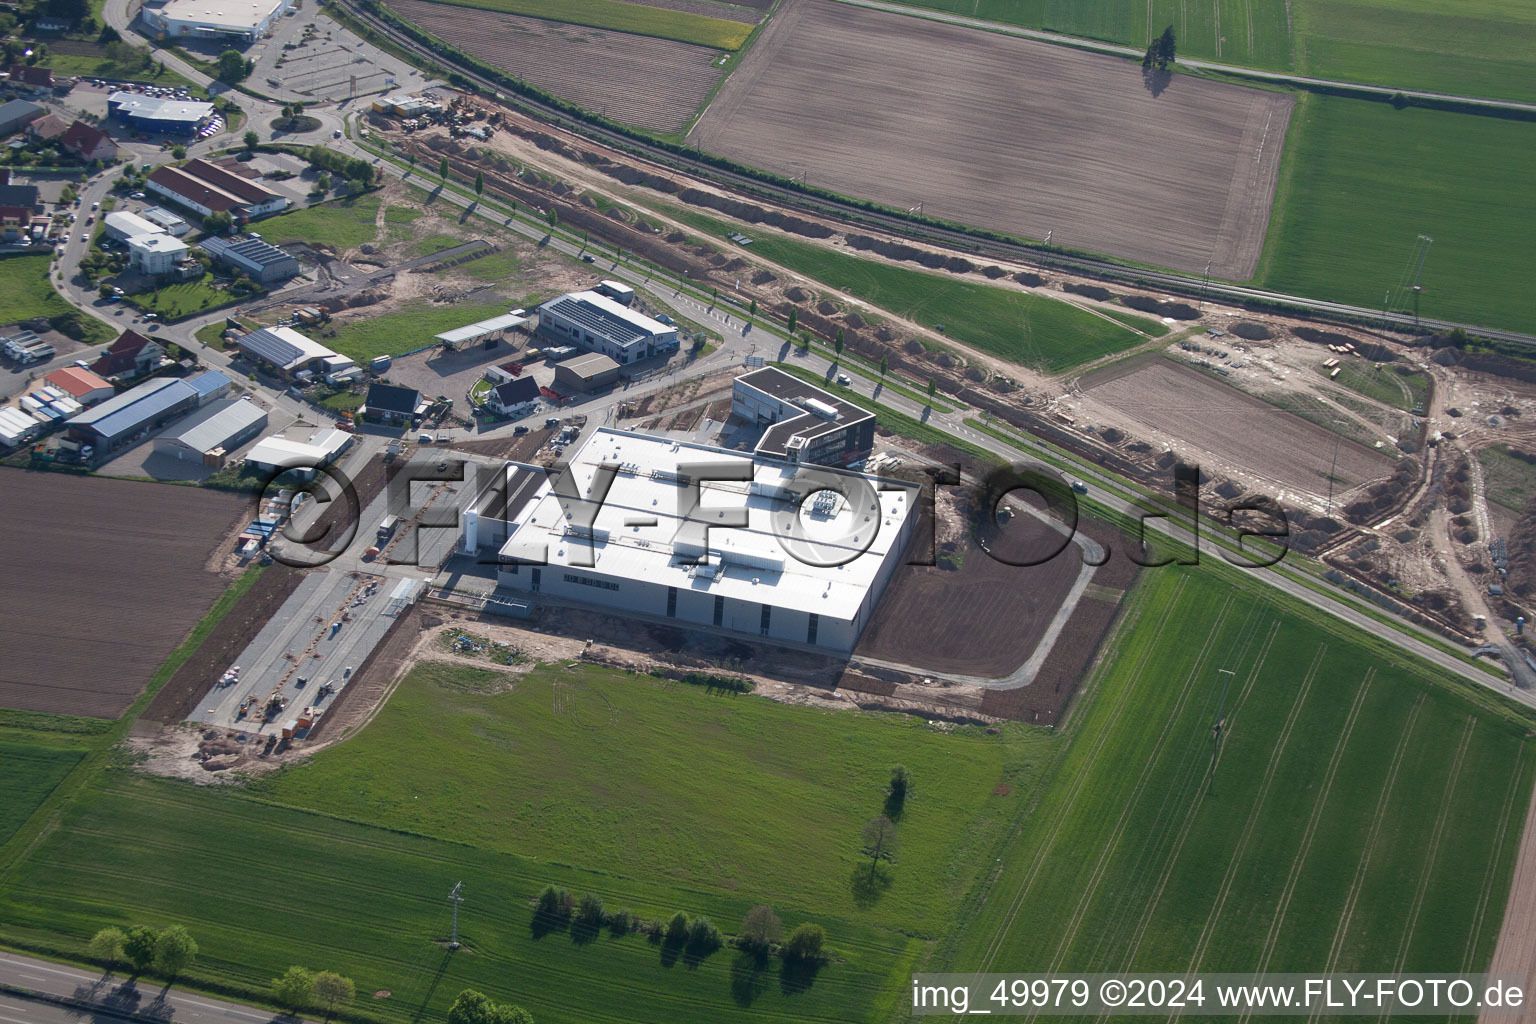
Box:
[687,916,722,954]
[576,892,605,926]
[737,905,782,954]
[536,885,571,921]
[664,911,690,946]
[784,922,825,961]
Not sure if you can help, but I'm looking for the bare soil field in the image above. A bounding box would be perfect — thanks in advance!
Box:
[388,0,728,133]
[1078,355,1394,500]
[622,0,763,23]
[0,473,249,718]
[690,0,1292,278]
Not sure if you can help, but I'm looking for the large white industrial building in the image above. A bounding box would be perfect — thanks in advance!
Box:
[463,428,919,652]
[140,0,290,43]
[536,290,678,365]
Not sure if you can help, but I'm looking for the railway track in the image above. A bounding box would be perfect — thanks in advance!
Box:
[335,0,1536,348]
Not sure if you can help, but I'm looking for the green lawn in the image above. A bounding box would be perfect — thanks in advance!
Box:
[0,254,112,344]
[940,564,1535,977]
[894,0,1536,102]
[1478,444,1536,515]
[1258,95,1536,334]
[42,51,204,94]
[389,0,754,48]
[258,194,383,251]
[130,278,248,320]
[414,233,462,257]
[328,299,529,360]
[0,742,86,847]
[1,660,1049,1024]
[736,233,1152,373]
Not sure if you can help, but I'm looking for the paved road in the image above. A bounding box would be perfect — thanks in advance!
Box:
[0,950,282,1024]
[829,0,1536,114]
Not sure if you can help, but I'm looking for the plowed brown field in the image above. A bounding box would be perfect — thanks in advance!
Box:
[0,473,248,718]
[388,0,728,134]
[691,0,1292,278]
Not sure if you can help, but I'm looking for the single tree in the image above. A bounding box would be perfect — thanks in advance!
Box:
[738,905,782,955]
[243,130,259,152]
[473,169,484,197]
[438,156,450,181]
[171,145,186,160]
[878,355,889,379]
[888,765,911,801]
[272,966,316,1012]
[123,926,158,975]
[665,911,690,946]
[576,892,605,926]
[447,989,498,1024]
[87,927,126,969]
[1157,25,1176,65]
[536,885,569,920]
[747,297,756,317]
[216,48,246,83]
[99,282,115,299]
[311,972,355,1019]
[786,307,797,334]
[545,206,558,229]
[862,815,899,875]
[783,922,825,962]
[203,210,232,233]
[407,152,418,172]
[927,377,938,400]
[154,925,198,980]
[834,328,844,358]
[687,916,722,954]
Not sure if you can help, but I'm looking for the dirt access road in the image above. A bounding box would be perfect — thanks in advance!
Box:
[690,0,1292,278]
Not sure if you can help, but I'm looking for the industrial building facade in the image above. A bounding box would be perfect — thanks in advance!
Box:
[536,290,678,365]
[141,0,291,43]
[465,428,919,652]
[152,396,267,462]
[200,234,300,283]
[732,367,876,468]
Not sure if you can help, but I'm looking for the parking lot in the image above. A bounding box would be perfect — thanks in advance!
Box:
[237,8,432,103]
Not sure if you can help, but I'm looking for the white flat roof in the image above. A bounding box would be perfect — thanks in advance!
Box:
[151,0,284,30]
[129,234,189,255]
[104,211,165,237]
[498,428,918,616]
[435,313,529,345]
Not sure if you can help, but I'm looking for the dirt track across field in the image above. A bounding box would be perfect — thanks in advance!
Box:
[0,473,249,718]
[388,0,728,133]
[691,0,1292,278]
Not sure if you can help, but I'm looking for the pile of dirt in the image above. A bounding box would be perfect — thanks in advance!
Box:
[676,187,833,238]
[1230,321,1272,341]
[1064,282,1114,302]
[844,233,973,273]
[1120,294,1200,320]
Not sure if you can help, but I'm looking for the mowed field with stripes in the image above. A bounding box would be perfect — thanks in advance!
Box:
[944,566,1536,979]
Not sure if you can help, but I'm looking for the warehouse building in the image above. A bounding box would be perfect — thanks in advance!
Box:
[553,351,620,393]
[108,93,216,137]
[189,368,233,404]
[732,367,876,468]
[362,382,424,425]
[66,376,199,452]
[469,427,920,652]
[244,427,352,477]
[147,158,286,216]
[103,210,167,242]
[45,366,114,406]
[0,99,45,137]
[141,206,189,235]
[434,311,528,350]
[152,395,267,463]
[140,0,290,43]
[236,326,353,380]
[200,234,300,283]
[536,290,678,365]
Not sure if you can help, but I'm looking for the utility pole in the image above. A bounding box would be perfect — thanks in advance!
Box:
[1202,258,1212,307]
[1210,668,1236,776]
[448,882,463,950]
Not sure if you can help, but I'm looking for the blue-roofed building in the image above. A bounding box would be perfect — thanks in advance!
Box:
[189,369,232,405]
[66,377,199,453]
[107,92,215,137]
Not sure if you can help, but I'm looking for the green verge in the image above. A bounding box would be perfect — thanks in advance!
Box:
[939,562,1536,979]
[1258,93,1536,334]
[0,659,1053,1024]
[0,253,114,345]
[386,0,753,49]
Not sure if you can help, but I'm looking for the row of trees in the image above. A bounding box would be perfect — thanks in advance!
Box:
[271,966,357,1018]
[306,144,377,191]
[736,905,825,962]
[447,988,534,1024]
[87,924,197,980]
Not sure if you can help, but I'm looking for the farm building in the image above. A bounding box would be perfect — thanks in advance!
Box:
[108,93,216,137]
[44,366,114,406]
[554,351,620,393]
[146,158,286,216]
[141,206,190,235]
[484,376,540,417]
[199,234,300,283]
[434,311,528,350]
[127,233,193,277]
[140,0,290,44]
[470,427,920,652]
[91,330,166,380]
[244,427,352,477]
[362,383,425,425]
[103,210,167,242]
[152,396,267,462]
[536,290,678,365]
[236,326,353,380]
[732,367,876,468]
[0,99,44,137]
[66,377,200,453]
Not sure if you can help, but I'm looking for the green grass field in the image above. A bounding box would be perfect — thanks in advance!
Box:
[131,278,247,320]
[1258,95,1536,334]
[1478,444,1536,515]
[940,565,1535,978]
[894,0,1536,102]
[0,660,1051,1023]
[1319,359,1429,411]
[724,232,1152,373]
[0,742,86,846]
[0,254,113,344]
[259,194,383,251]
[328,298,526,360]
[393,0,753,49]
